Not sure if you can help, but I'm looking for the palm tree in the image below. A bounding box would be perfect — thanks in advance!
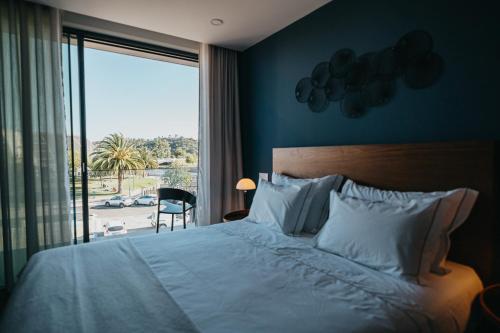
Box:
[138,148,159,176]
[90,133,144,193]
[138,148,159,168]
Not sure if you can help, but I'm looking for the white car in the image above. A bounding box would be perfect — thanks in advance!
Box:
[104,195,134,208]
[134,195,158,206]
[103,220,127,237]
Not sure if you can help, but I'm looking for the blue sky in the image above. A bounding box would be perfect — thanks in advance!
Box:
[64,46,199,142]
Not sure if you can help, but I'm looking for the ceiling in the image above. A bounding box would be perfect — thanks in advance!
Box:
[33,0,331,51]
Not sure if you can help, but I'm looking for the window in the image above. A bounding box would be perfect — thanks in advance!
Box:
[62,29,199,242]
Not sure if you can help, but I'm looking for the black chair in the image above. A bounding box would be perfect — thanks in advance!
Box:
[156,188,196,233]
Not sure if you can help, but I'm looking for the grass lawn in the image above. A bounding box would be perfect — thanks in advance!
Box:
[121,176,158,194]
[74,175,159,199]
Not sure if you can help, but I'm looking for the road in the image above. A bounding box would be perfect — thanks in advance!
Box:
[70,201,194,239]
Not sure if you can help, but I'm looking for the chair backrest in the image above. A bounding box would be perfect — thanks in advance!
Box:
[157,188,196,206]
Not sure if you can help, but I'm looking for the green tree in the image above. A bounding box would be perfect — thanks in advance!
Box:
[152,137,171,158]
[138,148,159,176]
[168,136,198,156]
[162,160,192,190]
[67,146,81,171]
[173,147,187,158]
[185,153,197,165]
[128,136,197,159]
[88,161,115,188]
[138,148,159,169]
[90,133,144,193]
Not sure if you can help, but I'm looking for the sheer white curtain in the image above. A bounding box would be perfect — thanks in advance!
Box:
[0,0,70,290]
[197,44,244,226]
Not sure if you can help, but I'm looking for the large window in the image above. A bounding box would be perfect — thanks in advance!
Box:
[62,30,199,243]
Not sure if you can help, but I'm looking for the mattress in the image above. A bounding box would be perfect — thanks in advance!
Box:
[414,261,484,332]
[0,220,483,333]
[291,229,483,333]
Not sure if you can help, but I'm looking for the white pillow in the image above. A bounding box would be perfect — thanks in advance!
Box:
[315,191,442,283]
[272,173,344,234]
[248,179,312,235]
[341,180,478,274]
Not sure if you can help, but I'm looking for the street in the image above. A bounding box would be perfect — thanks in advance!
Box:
[70,199,194,240]
[90,202,158,231]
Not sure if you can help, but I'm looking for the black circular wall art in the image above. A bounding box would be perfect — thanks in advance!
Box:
[330,48,356,78]
[325,77,346,101]
[341,90,366,118]
[361,80,396,107]
[295,78,313,103]
[394,30,433,68]
[374,47,400,81]
[308,88,329,113]
[345,60,370,90]
[311,62,331,88]
[295,30,442,117]
[357,52,377,83]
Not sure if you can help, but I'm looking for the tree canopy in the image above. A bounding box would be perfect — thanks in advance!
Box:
[129,136,198,161]
[90,133,144,193]
[88,134,197,193]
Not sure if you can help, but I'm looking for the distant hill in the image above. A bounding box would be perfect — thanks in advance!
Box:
[129,136,198,160]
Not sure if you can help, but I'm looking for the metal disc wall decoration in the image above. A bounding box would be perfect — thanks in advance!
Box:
[325,77,346,101]
[311,62,331,88]
[345,60,370,90]
[357,52,377,83]
[295,30,442,117]
[330,48,356,78]
[403,52,443,89]
[341,90,366,118]
[295,78,313,103]
[308,88,329,113]
[374,47,400,81]
[361,80,396,107]
[394,30,433,68]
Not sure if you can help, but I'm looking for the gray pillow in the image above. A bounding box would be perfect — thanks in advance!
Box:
[272,173,344,234]
[341,179,478,274]
[248,179,312,235]
[316,191,442,283]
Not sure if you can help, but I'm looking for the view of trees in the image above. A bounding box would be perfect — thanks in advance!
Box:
[67,146,81,171]
[86,133,198,194]
[138,148,159,169]
[90,133,144,193]
[129,136,198,163]
[161,160,192,189]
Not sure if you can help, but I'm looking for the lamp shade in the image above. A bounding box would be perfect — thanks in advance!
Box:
[236,178,256,191]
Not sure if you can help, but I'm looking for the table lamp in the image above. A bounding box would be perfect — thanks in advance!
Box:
[236,178,256,209]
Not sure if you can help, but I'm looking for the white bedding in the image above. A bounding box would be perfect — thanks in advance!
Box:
[291,231,483,333]
[412,261,484,332]
[1,220,482,332]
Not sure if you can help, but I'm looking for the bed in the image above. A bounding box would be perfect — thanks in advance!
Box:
[1,141,498,332]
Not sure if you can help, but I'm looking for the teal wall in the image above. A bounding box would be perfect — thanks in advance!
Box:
[239,0,500,180]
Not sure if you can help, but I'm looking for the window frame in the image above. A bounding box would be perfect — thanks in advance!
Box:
[62,27,198,243]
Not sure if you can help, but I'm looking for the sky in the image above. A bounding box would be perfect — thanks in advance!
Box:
[64,45,199,142]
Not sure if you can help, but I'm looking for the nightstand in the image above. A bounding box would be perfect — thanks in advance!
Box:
[478,284,500,332]
[223,209,249,222]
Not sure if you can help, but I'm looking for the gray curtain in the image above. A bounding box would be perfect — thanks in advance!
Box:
[198,44,244,225]
[0,0,70,290]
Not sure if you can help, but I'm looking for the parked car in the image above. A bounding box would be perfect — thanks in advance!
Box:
[104,195,134,208]
[103,220,127,237]
[134,195,158,206]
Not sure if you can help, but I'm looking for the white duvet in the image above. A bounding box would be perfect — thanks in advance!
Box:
[1,220,482,332]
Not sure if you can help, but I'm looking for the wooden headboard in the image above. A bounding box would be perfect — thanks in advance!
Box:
[273,141,499,284]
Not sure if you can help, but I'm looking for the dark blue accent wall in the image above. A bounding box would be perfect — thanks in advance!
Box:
[239,0,500,181]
